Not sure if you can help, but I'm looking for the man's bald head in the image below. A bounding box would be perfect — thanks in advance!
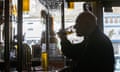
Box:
[74,11,98,36]
[76,11,97,26]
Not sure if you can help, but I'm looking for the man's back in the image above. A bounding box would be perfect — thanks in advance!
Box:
[71,27,115,72]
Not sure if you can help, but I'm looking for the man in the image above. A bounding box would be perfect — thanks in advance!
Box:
[58,11,115,72]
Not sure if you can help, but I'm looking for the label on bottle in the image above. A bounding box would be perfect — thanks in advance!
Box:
[42,43,46,52]
[49,43,58,57]
[41,43,60,57]
[49,43,56,49]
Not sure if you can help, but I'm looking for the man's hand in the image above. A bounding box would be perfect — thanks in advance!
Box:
[57,29,67,40]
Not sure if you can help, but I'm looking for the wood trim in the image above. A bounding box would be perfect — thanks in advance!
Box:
[66,0,120,2]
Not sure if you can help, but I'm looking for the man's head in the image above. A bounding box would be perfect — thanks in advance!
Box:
[74,11,97,36]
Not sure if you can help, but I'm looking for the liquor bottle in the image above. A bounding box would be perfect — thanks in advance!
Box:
[48,16,64,70]
[41,31,48,71]
[40,10,49,71]
[57,25,75,35]
[41,16,62,70]
[41,9,63,70]
[48,16,60,57]
[64,25,75,35]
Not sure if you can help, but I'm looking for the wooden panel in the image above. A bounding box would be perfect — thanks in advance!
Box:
[66,0,120,2]
[0,1,3,14]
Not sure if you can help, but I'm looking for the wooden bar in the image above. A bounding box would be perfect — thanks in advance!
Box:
[4,0,10,71]
[61,0,65,29]
[66,0,120,2]
[17,0,23,71]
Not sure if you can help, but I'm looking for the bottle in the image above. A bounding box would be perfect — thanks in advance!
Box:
[47,16,61,57]
[57,25,75,35]
[64,25,75,35]
[41,31,48,71]
[41,14,63,70]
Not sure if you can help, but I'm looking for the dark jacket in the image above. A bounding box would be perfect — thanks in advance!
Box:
[61,27,115,72]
